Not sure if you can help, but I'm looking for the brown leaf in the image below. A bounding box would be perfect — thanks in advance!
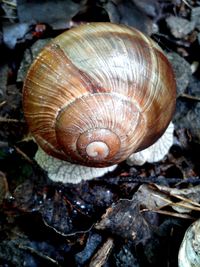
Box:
[95,194,152,242]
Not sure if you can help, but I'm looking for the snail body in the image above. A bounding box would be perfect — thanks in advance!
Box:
[23,22,176,169]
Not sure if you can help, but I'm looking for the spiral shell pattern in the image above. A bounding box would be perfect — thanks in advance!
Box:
[23,22,176,167]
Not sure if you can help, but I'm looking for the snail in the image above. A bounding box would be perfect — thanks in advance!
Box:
[22,22,176,183]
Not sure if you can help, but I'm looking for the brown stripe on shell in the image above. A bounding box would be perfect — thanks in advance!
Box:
[23,42,109,159]
[55,26,141,98]
[77,69,108,94]
[54,25,175,117]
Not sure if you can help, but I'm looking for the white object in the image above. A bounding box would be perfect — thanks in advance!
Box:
[35,122,174,184]
[35,147,117,184]
[126,122,174,166]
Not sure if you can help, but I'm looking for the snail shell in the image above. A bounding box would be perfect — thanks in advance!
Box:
[23,22,176,167]
[178,219,200,267]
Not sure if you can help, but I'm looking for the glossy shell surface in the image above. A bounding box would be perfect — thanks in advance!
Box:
[178,219,200,267]
[23,22,176,167]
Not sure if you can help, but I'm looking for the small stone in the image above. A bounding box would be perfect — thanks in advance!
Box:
[75,233,102,265]
[166,15,195,38]
[191,7,200,30]
[174,98,200,144]
[2,23,30,49]
[0,64,8,98]
[188,75,200,97]
[17,38,51,82]
[186,102,200,142]
[0,171,9,205]
[167,52,192,95]
[17,0,83,28]
[115,243,139,267]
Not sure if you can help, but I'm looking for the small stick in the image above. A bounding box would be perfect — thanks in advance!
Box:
[0,101,6,108]
[179,93,200,101]
[14,146,33,164]
[0,117,20,123]
[89,237,114,267]
[141,208,194,219]
[2,0,17,7]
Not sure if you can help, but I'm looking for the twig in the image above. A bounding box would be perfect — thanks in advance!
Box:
[2,15,17,19]
[14,146,33,164]
[106,176,200,185]
[0,117,19,123]
[141,208,194,219]
[179,93,200,101]
[2,0,17,7]
[152,184,200,208]
[182,0,192,8]
[0,101,6,108]
[153,193,200,212]
[89,237,114,267]
[18,244,59,266]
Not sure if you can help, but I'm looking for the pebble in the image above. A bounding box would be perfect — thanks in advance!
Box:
[17,38,51,82]
[166,15,195,38]
[191,6,200,30]
[167,52,192,95]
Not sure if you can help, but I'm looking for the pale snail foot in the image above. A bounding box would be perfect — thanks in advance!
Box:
[178,218,200,267]
[126,122,174,166]
[34,147,117,184]
[34,122,174,184]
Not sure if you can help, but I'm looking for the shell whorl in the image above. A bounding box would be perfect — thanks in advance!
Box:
[23,22,176,167]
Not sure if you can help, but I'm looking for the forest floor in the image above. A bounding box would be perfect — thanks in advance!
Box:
[1,1,200,266]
